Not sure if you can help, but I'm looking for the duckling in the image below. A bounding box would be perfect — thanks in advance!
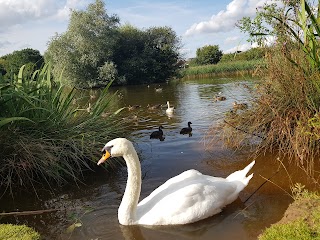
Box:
[128,105,141,111]
[155,87,163,92]
[147,104,162,110]
[233,101,248,110]
[86,103,92,113]
[215,96,226,101]
[180,122,192,136]
[90,94,97,100]
[150,125,164,140]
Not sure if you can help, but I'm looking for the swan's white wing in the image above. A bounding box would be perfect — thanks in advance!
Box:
[136,170,237,225]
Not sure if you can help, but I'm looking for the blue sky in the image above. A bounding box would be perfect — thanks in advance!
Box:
[0,0,269,59]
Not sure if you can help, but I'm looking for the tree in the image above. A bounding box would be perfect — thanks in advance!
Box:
[45,0,120,88]
[113,25,182,85]
[1,48,43,78]
[196,45,222,65]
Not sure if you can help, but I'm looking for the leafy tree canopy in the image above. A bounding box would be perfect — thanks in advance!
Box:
[113,25,181,85]
[45,0,182,87]
[45,0,120,88]
[1,48,43,77]
[195,45,223,65]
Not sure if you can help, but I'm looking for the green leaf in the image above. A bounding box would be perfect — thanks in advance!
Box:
[0,117,34,127]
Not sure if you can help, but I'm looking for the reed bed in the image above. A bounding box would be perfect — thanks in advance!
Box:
[0,64,126,196]
[215,45,320,177]
[182,59,266,78]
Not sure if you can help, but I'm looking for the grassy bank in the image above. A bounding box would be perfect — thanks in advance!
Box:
[181,59,266,79]
[259,185,320,240]
[0,64,126,196]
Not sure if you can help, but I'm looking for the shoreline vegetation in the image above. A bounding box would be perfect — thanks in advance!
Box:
[259,185,320,240]
[181,59,266,79]
[0,63,127,197]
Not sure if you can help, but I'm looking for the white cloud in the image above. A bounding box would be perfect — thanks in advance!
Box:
[0,0,59,30]
[185,0,268,36]
[0,0,89,31]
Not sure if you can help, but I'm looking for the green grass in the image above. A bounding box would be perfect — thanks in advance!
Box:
[0,224,40,240]
[181,59,265,78]
[0,63,126,195]
[259,219,319,240]
[259,186,320,240]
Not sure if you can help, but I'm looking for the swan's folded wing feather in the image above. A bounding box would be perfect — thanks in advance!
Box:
[137,176,237,225]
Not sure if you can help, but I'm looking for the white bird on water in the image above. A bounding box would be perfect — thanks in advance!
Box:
[166,101,174,114]
[98,138,255,226]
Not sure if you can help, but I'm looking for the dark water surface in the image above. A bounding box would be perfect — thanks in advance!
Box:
[2,77,318,239]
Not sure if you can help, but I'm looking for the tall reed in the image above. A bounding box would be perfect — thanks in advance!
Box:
[0,63,126,196]
[214,0,320,178]
[182,59,265,78]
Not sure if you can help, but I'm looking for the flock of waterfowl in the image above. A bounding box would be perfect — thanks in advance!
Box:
[95,87,255,226]
[214,93,248,111]
[125,89,248,142]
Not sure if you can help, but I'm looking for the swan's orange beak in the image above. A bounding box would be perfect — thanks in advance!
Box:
[97,150,111,165]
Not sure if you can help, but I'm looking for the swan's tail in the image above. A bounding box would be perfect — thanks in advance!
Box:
[226,160,255,186]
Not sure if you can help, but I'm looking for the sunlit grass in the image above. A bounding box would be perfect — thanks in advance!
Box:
[259,185,320,240]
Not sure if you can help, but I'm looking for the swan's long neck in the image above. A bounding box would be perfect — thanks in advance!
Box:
[167,102,170,108]
[118,150,141,225]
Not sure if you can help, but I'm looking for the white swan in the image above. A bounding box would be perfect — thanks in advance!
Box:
[166,101,174,114]
[98,138,255,226]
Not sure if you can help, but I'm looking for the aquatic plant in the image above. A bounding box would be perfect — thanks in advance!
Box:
[0,63,126,196]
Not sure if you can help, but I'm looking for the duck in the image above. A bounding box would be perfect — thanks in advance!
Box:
[150,125,164,140]
[155,87,163,92]
[127,105,141,111]
[233,101,248,110]
[214,92,226,101]
[215,96,226,101]
[180,121,192,136]
[147,104,162,110]
[98,138,255,225]
[166,101,174,114]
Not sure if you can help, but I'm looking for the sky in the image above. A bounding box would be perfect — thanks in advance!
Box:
[0,0,270,59]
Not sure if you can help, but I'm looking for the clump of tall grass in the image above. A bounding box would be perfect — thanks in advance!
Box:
[182,59,266,78]
[0,63,126,196]
[219,44,320,176]
[214,0,320,178]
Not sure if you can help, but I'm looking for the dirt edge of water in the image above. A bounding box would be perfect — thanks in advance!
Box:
[259,197,320,239]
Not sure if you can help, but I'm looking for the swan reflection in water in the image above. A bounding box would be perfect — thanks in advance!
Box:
[119,202,249,240]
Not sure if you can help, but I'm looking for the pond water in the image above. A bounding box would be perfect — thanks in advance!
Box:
[1,77,319,239]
